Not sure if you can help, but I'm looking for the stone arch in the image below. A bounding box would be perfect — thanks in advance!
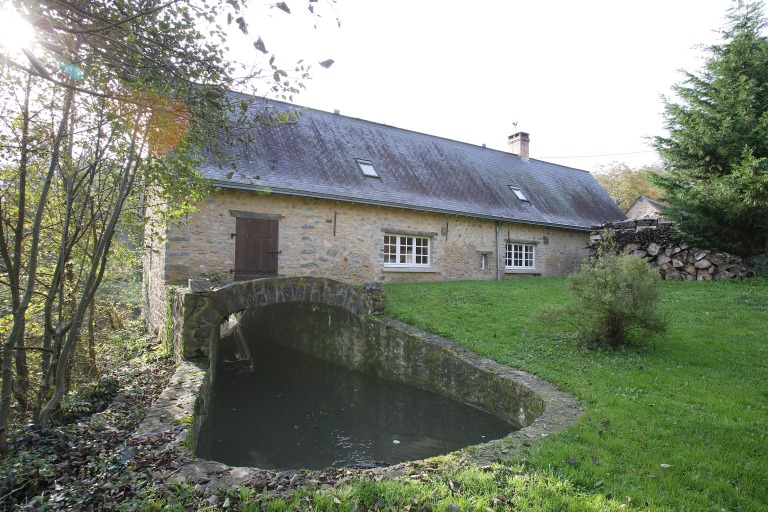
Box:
[172,277,386,359]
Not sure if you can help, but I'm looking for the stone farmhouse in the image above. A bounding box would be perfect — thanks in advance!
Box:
[144,96,625,335]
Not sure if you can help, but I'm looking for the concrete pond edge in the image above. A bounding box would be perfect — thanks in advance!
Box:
[135,319,582,490]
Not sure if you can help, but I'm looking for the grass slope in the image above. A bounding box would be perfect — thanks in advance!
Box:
[383,278,767,511]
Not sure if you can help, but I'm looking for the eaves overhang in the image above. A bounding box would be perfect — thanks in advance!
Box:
[211,179,593,232]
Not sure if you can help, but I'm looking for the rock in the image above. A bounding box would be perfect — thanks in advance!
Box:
[694,258,712,269]
[694,250,710,261]
[188,278,213,293]
[623,243,640,255]
[647,242,662,256]
[672,259,685,268]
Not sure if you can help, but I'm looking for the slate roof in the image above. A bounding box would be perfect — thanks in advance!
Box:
[201,95,626,231]
[628,195,668,212]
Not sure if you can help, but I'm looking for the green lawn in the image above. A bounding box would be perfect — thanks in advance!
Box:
[381,278,768,511]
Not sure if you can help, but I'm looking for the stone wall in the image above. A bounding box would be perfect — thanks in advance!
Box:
[144,189,592,337]
[590,218,755,280]
[162,189,590,284]
[173,277,387,359]
[143,202,169,340]
[166,276,580,433]
[139,287,581,483]
[250,305,546,428]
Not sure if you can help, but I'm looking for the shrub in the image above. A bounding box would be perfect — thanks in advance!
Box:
[561,233,667,347]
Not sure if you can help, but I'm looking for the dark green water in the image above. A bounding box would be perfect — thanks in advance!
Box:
[196,326,516,470]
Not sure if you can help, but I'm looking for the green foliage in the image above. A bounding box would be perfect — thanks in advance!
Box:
[651,1,768,255]
[556,234,667,348]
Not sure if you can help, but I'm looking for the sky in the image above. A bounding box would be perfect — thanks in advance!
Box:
[233,0,736,172]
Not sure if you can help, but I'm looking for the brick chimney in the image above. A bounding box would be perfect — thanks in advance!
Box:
[508,132,530,160]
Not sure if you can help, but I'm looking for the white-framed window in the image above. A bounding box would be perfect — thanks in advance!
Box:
[505,243,535,269]
[384,234,430,267]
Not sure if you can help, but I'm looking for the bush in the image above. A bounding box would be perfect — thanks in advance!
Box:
[560,233,667,347]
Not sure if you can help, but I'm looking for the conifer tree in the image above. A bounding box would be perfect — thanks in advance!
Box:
[651,0,768,256]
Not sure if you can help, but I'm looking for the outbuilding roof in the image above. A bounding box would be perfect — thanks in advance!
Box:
[200,95,626,231]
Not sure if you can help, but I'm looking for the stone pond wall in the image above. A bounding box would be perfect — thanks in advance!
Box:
[173,276,387,360]
[168,276,580,430]
[137,276,583,480]
[590,218,755,280]
[249,303,545,428]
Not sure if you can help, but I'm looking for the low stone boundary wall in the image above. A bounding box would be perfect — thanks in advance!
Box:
[591,218,755,280]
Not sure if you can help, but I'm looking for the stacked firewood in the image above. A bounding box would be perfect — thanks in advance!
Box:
[590,219,755,280]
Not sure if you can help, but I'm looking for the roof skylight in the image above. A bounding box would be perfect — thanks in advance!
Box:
[509,186,529,202]
[356,159,379,178]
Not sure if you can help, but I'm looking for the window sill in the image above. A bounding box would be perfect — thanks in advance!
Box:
[383,266,436,273]
[504,268,540,275]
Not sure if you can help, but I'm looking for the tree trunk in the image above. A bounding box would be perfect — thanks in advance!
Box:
[87,299,98,377]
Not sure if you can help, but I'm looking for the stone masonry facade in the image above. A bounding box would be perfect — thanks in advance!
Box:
[161,189,589,283]
[144,189,591,337]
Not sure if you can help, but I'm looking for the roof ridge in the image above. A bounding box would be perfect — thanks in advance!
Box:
[226,92,592,173]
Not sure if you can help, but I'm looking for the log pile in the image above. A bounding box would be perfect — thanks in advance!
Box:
[590,219,755,281]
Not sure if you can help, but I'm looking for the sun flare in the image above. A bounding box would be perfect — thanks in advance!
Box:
[0,7,35,54]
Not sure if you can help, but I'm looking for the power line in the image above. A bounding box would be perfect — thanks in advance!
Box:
[540,150,656,159]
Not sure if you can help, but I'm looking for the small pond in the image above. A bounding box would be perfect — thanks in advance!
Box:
[195,309,516,470]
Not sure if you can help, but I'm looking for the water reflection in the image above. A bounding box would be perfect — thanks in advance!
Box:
[196,313,515,470]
